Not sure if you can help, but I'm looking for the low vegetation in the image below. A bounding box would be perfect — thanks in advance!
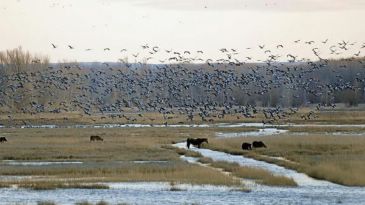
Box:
[1,115,365,188]
[198,158,297,187]
[37,201,127,205]
[37,201,57,205]
[207,133,365,186]
[0,127,239,188]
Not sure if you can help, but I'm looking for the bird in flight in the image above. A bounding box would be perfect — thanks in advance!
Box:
[322,39,329,44]
[68,45,74,49]
[51,43,57,49]
[141,44,149,49]
[104,48,110,51]
[152,46,159,52]
[305,41,315,45]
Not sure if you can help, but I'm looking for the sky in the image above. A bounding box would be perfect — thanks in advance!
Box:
[0,0,364,63]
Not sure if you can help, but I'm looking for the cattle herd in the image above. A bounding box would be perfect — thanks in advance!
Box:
[186,138,267,151]
[241,141,267,150]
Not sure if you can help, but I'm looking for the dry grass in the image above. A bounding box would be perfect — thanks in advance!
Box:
[1,113,365,187]
[3,109,365,126]
[207,133,365,186]
[200,159,296,187]
[0,127,241,187]
[0,164,240,187]
[5,181,109,190]
[287,126,365,133]
[37,201,57,205]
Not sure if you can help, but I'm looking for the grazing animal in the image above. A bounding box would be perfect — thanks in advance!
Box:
[90,135,103,142]
[186,138,208,149]
[0,137,7,143]
[252,141,266,148]
[241,142,252,150]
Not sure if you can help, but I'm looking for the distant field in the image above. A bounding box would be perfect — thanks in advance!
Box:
[1,108,365,126]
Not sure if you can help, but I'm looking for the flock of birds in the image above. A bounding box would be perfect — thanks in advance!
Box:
[0,40,365,125]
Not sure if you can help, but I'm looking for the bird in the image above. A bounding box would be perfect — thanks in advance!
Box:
[152,46,159,52]
[322,39,329,44]
[51,43,57,49]
[141,44,149,49]
[68,45,74,49]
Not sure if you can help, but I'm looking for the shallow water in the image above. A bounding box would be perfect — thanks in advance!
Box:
[216,128,288,138]
[0,182,241,205]
[172,143,365,205]
[1,122,364,129]
[1,123,365,204]
[1,148,365,205]
[2,160,83,166]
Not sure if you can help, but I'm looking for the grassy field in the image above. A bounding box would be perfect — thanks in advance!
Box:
[1,110,365,188]
[207,132,365,186]
[0,127,243,189]
[1,108,365,126]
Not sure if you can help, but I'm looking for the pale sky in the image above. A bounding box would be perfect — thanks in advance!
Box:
[1,0,364,63]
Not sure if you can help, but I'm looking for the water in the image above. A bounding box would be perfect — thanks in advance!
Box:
[1,123,365,204]
[216,128,288,138]
[1,143,364,205]
[173,143,365,205]
[0,184,245,205]
[2,160,83,166]
[1,122,365,129]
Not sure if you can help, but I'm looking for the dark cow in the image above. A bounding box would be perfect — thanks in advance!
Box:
[0,137,7,143]
[186,138,208,149]
[241,142,252,150]
[252,141,266,148]
[90,135,104,142]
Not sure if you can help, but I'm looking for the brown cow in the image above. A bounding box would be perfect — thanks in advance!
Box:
[186,138,208,149]
[90,135,104,142]
[0,137,7,143]
[252,141,266,148]
[241,142,252,150]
